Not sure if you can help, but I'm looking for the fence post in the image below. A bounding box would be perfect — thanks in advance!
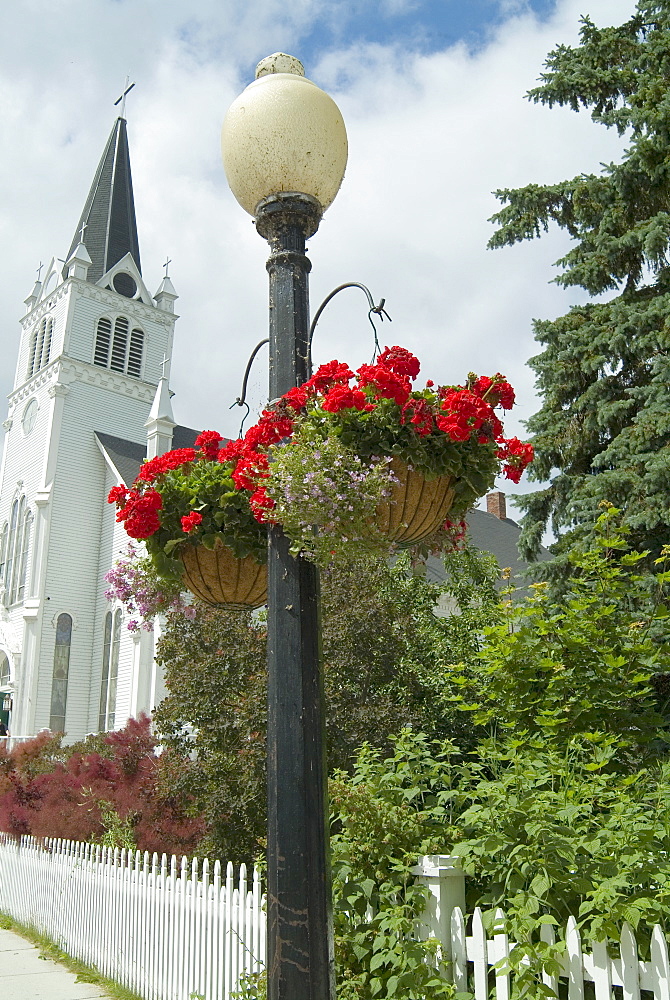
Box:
[412,854,466,966]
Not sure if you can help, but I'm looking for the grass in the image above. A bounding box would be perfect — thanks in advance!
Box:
[0,911,145,1000]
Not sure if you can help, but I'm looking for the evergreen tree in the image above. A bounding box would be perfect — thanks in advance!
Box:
[489,1,670,581]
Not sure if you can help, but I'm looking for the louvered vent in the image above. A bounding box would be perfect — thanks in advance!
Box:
[94,318,112,367]
[110,317,129,372]
[41,318,53,369]
[128,329,144,378]
[26,328,38,378]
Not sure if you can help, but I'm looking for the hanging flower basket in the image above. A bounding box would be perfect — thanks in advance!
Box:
[180,541,267,609]
[108,431,268,614]
[228,345,534,567]
[376,458,456,546]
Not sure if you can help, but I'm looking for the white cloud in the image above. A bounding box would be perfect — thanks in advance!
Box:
[0,0,637,514]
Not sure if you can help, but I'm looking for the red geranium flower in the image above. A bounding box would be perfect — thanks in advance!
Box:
[356,364,411,406]
[195,430,224,459]
[377,346,421,380]
[181,510,203,533]
[322,385,369,412]
[304,360,354,395]
[107,484,128,505]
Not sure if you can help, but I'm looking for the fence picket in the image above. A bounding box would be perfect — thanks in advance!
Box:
[471,907,489,1000]
[492,907,511,1000]
[540,921,559,997]
[650,923,670,1000]
[590,938,612,1000]
[450,906,468,992]
[621,922,641,1000]
[566,916,585,1000]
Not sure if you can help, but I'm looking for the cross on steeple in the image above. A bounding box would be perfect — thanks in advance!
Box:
[163,257,172,278]
[160,355,170,379]
[114,76,136,118]
[36,262,44,281]
[78,221,88,245]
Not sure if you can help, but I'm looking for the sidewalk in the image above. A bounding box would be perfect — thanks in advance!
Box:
[0,926,113,999]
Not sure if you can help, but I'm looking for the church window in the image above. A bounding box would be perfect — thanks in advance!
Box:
[107,609,121,729]
[98,611,112,731]
[15,508,33,604]
[26,317,53,378]
[0,498,33,607]
[0,524,8,587]
[0,652,9,688]
[98,608,120,731]
[94,316,144,378]
[49,613,72,732]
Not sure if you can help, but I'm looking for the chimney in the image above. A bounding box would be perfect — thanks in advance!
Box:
[486,491,507,520]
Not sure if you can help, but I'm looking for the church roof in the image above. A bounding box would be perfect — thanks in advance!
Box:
[96,426,200,487]
[65,117,141,284]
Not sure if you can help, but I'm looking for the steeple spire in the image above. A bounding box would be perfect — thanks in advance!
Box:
[65,117,141,284]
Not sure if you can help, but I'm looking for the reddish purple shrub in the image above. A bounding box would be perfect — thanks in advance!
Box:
[0,715,206,857]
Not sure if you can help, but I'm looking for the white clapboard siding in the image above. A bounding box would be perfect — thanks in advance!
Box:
[0,834,264,1000]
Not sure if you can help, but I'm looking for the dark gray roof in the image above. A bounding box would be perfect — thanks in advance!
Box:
[426,507,550,593]
[66,118,141,284]
[96,426,200,486]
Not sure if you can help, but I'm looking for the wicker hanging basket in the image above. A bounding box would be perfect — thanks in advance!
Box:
[180,540,267,609]
[376,457,456,546]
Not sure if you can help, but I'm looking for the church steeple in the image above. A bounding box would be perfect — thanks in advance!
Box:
[65,117,141,285]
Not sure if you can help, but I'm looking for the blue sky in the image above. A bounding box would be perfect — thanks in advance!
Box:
[301,0,558,56]
[0,0,636,508]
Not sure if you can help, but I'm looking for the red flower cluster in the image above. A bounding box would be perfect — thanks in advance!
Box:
[303,360,354,395]
[437,389,494,443]
[231,452,270,492]
[357,363,412,406]
[136,448,197,484]
[194,430,223,459]
[110,487,163,540]
[401,397,434,437]
[322,385,371,413]
[181,510,203,533]
[377,345,421,379]
[472,374,515,410]
[496,437,534,484]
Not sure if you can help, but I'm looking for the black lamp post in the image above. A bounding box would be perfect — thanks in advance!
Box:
[222,53,348,1000]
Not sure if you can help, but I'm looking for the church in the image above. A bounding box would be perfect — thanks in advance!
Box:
[0,113,200,742]
[0,111,536,743]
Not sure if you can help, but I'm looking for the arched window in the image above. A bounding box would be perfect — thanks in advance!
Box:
[107,609,121,730]
[26,317,53,378]
[94,316,144,378]
[98,611,112,731]
[49,613,72,732]
[98,608,121,731]
[0,497,32,607]
[0,652,10,688]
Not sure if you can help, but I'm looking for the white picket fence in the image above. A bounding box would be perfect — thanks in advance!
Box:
[0,834,264,1000]
[1,837,670,998]
[451,907,670,999]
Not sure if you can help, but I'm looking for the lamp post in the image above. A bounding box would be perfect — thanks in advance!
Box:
[222,54,348,1000]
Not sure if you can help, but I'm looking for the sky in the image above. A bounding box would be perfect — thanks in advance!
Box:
[0,0,637,515]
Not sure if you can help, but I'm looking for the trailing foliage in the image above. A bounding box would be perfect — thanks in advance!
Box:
[488,0,670,585]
